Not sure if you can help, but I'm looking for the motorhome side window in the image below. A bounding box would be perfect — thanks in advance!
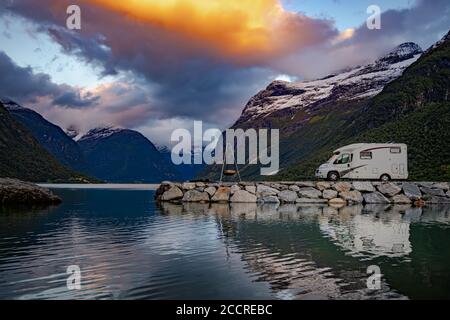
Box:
[390,147,401,154]
[360,151,372,160]
[334,153,351,164]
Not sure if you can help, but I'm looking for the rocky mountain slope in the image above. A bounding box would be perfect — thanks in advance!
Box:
[2,99,87,172]
[78,127,182,183]
[234,42,423,134]
[202,33,450,181]
[0,102,91,182]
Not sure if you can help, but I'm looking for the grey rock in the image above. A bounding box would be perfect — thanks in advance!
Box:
[377,183,402,197]
[161,186,184,201]
[352,181,375,192]
[339,191,363,203]
[230,184,241,194]
[402,182,422,200]
[289,185,300,192]
[239,182,255,187]
[363,192,391,204]
[296,198,327,204]
[257,184,279,196]
[245,186,256,194]
[322,189,338,200]
[260,195,280,204]
[418,182,434,188]
[182,182,196,190]
[391,194,412,204]
[420,187,446,197]
[333,182,352,192]
[298,187,322,199]
[278,190,298,203]
[0,178,61,204]
[196,182,206,188]
[211,187,231,202]
[273,183,289,191]
[182,190,210,202]
[433,182,449,190]
[230,190,257,203]
[447,191,450,198]
[316,181,331,191]
[204,186,217,197]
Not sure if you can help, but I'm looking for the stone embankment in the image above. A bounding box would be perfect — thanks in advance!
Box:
[0,178,61,204]
[155,181,450,206]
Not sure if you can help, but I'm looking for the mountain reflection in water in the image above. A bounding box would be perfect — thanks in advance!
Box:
[0,189,449,300]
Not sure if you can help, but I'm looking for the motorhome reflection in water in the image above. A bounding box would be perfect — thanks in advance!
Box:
[316,143,408,181]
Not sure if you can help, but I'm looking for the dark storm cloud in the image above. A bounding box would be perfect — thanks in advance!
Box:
[347,0,450,57]
[1,0,337,125]
[52,91,100,107]
[0,50,99,108]
[274,0,450,79]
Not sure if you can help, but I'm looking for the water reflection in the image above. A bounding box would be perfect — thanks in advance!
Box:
[159,202,450,300]
[0,188,449,300]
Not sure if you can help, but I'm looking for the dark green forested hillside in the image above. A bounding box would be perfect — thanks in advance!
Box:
[0,102,93,182]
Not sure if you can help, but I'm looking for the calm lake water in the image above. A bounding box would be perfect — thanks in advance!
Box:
[0,186,449,300]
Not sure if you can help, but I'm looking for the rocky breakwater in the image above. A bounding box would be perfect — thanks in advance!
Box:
[0,178,61,204]
[155,181,450,206]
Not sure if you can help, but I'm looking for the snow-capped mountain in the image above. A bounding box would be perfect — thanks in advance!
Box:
[234,42,423,129]
[78,126,182,183]
[78,126,126,142]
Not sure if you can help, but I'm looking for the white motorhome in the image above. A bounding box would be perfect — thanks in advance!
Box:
[315,143,408,181]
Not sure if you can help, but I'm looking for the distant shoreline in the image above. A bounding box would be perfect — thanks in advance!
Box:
[38,183,160,190]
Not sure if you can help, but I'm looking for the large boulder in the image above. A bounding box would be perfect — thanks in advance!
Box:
[322,189,338,200]
[420,187,446,197]
[316,181,331,191]
[230,184,241,194]
[211,187,231,202]
[352,181,375,193]
[391,194,412,204]
[256,184,279,196]
[183,190,210,202]
[289,185,300,192]
[402,182,422,200]
[298,187,322,199]
[363,192,391,204]
[260,195,280,204]
[245,186,256,194]
[230,190,257,203]
[377,183,401,197]
[182,182,197,190]
[161,186,184,201]
[333,182,352,192]
[0,179,61,204]
[278,190,298,203]
[204,186,217,197]
[339,191,363,203]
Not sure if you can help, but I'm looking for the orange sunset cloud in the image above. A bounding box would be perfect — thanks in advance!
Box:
[84,0,336,59]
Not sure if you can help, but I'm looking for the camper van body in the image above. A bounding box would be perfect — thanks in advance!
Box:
[315,143,408,181]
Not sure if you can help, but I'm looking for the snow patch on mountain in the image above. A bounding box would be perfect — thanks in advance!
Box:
[78,126,126,142]
[0,98,25,111]
[239,43,423,122]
